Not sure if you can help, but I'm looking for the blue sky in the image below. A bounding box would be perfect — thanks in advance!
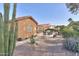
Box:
[0,3,79,25]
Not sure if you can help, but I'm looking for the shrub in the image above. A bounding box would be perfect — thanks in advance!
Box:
[30,35,36,44]
[60,27,75,38]
[60,27,79,53]
[25,37,28,40]
[64,38,79,53]
[17,38,23,41]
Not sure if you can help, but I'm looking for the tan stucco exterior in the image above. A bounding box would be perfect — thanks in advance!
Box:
[16,16,38,39]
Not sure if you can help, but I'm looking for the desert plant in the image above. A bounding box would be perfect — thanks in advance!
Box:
[30,35,36,44]
[0,3,17,56]
[64,38,79,53]
[61,26,79,53]
[3,3,10,56]
[60,27,76,38]
[17,38,23,41]
[29,35,37,54]
[0,13,4,56]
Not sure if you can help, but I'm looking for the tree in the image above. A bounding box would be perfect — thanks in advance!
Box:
[66,3,79,15]
[68,21,79,32]
[68,18,73,22]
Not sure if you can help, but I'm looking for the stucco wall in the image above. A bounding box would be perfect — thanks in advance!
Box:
[17,18,37,39]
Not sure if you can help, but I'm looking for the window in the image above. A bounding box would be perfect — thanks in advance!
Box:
[26,25,32,32]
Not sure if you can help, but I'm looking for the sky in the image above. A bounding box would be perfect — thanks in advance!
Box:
[0,3,79,25]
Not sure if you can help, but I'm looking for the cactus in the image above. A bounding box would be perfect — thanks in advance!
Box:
[0,3,17,56]
[8,3,17,56]
[0,13,4,56]
[4,3,10,56]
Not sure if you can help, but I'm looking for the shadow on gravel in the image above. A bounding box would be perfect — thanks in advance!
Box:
[44,39,64,44]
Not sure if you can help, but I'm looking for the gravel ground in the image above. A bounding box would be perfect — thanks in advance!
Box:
[13,35,79,56]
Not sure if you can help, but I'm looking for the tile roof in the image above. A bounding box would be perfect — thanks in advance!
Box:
[15,16,38,25]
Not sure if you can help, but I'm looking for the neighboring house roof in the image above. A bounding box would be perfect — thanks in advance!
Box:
[38,24,51,30]
[38,24,50,26]
[38,24,50,27]
[15,16,38,25]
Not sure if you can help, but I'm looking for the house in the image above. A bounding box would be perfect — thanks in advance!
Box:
[37,24,50,33]
[15,16,38,39]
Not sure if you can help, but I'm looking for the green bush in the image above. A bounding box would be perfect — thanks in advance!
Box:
[60,27,75,38]
[17,38,23,41]
[60,27,79,53]
[30,35,36,44]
